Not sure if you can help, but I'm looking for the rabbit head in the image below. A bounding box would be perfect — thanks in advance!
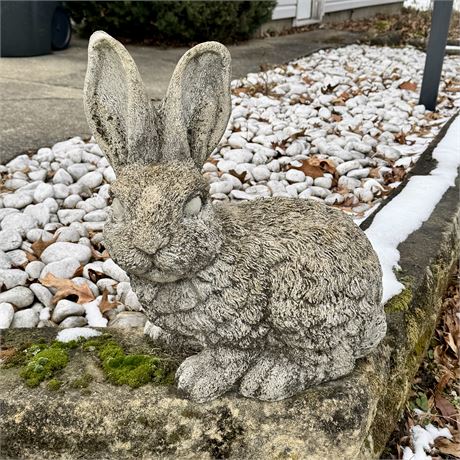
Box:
[84,31,232,283]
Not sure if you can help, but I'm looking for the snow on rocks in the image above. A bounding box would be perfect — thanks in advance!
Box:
[402,424,453,460]
[56,327,101,343]
[365,114,460,304]
[0,45,459,329]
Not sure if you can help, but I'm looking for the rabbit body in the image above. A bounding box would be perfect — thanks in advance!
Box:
[84,31,386,402]
[104,162,385,402]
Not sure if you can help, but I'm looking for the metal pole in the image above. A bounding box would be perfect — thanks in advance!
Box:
[419,0,453,111]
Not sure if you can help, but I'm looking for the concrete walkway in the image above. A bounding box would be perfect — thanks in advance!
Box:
[0,29,360,164]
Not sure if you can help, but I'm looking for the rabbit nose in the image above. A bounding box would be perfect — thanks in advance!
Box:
[134,236,170,256]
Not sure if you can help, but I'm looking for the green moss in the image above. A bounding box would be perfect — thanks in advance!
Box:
[385,287,413,313]
[385,275,415,314]
[20,345,69,387]
[97,340,175,388]
[70,373,93,389]
[47,378,62,391]
[82,336,176,387]
[8,333,176,390]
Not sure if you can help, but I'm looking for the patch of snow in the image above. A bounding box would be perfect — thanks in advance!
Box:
[404,0,460,11]
[365,116,460,303]
[402,423,453,460]
[56,327,101,343]
[84,299,108,327]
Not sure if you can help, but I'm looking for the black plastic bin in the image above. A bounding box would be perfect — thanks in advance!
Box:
[1,1,71,57]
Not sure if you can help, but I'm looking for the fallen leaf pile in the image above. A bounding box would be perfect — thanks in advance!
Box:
[267,7,460,46]
[385,266,460,459]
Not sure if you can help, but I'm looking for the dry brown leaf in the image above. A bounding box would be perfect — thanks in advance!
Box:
[317,158,337,176]
[0,347,17,363]
[395,132,407,144]
[384,166,407,184]
[87,268,106,284]
[25,252,38,262]
[73,265,84,278]
[342,196,357,207]
[425,111,443,120]
[31,235,58,258]
[444,332,458,355]
[91,247,110,261]
[435,371,455,395]
[298,96,312,104]
[399,81,417,91]
[369,167,382,179]
[434,436,460,458]
[435,394,457,419]
[302,75,314,85]
[228,169,247,183]
[288,157,337,179]
[331,113,343,122]
[99,289,119,317]
[289,160,323,178]
[40,273,95,305]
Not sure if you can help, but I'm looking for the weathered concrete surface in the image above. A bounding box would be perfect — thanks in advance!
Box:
[0,120,459,458]
[0,29,360,164]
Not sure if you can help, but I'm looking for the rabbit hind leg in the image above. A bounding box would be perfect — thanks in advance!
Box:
[239,348,356,401]
[239,352,311,401]
[176,347,256,402]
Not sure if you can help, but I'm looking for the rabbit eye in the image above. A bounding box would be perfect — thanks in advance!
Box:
[111,197,125,221]
[184,196,202,217]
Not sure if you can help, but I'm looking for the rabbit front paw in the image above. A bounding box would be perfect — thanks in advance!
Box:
[176,347,254,402]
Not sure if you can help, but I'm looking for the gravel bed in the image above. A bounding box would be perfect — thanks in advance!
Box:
[0,44,459,330]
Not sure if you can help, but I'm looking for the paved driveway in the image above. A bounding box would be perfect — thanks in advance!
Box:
[0,29,359,163]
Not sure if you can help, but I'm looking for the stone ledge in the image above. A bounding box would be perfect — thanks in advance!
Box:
[1,121,459,459]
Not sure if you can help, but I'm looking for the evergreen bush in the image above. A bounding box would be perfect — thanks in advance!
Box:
[66,1,275,45]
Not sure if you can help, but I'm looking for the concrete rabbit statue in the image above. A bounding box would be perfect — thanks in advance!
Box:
[84,31,387,402]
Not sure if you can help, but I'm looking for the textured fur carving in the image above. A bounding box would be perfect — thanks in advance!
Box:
[84,31,387,402]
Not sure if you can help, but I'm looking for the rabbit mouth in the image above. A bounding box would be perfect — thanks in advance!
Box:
[129,258,183,283]
[140,268,182,283]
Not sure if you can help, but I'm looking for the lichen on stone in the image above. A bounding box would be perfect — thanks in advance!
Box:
[70,373,93,389]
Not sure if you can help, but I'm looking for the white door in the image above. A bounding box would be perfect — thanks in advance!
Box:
[296,0,312,21]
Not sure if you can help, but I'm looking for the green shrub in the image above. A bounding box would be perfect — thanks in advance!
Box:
[65,1,276,44]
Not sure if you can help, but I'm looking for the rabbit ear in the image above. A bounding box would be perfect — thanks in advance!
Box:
[84,31,158,172]
[161,41,231,169]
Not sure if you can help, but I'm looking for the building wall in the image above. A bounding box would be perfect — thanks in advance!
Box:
[272,0,298,20]
[272,0,402,20]
[324,0,402,13]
